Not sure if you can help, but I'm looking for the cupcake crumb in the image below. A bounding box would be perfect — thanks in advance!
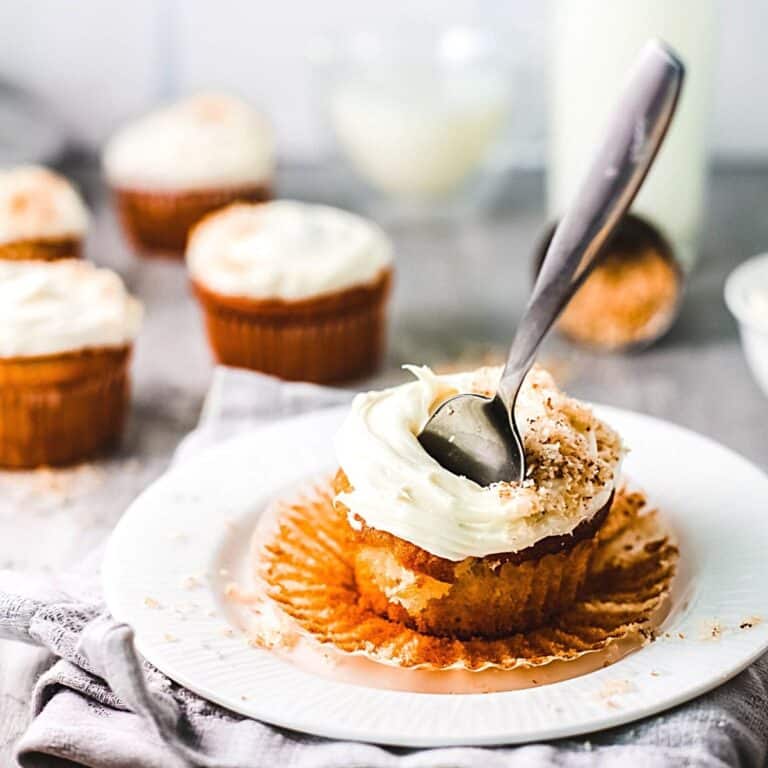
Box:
[181,575,201,590]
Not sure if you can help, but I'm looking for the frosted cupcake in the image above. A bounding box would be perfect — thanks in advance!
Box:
[333,365,623,639]
[103,93,274,257]
[0,166,89,261]
[188,200,393,383]
[0,260,142,468]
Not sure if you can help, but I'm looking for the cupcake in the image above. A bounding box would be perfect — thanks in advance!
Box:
[333,364,623,639]
[0,166,89,261]
[0,260,142,468]
[188,200,393,383]
[103,93,274,257]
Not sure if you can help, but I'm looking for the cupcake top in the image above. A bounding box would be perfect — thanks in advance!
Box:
[187,201,393,301]
[103,93,274,190]
[0,260,143,358]
[334,365,623,561]
[0,166,89,246]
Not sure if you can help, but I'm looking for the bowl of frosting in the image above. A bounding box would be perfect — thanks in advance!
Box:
[725,253,768,397]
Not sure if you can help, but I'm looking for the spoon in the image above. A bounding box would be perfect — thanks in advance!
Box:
[418,39,684,487]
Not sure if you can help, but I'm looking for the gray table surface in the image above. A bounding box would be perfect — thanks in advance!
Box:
[1,161,767,764]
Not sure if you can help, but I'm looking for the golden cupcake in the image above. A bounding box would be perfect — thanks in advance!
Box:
[332,364,623,639]
[187,200,393,383]
[0,166,89,261]
[0,260,142,468]
[103,93,274,257]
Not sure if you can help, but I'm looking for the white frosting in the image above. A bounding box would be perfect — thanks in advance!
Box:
[0,166,89,245]
[103,93,274,189]
[187,201,393,300]
[0,260,143,358]
[335,365,623,561]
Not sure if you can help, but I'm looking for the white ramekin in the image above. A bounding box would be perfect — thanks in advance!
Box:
[724,253,768,397]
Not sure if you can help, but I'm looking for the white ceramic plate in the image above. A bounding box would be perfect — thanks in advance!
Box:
[103,404,768,747]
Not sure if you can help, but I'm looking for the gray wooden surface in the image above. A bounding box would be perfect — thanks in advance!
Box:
[1,162,767,763]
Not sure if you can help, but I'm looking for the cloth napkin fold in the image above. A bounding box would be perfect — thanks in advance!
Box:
[1,366,768,768]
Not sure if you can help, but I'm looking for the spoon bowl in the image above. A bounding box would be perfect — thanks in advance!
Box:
[417,393,525,487]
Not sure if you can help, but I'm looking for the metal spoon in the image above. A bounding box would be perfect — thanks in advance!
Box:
[418,39,684,487]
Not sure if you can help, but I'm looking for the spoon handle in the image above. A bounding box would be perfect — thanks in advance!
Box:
[497,39,684,407]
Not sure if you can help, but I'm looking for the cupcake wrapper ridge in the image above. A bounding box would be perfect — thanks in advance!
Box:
[192,270,392,383]
[0,237,82,261]
[0,346,131,468]
[112,183,272,258]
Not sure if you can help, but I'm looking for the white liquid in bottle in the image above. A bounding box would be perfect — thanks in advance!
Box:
[549,0,715,270]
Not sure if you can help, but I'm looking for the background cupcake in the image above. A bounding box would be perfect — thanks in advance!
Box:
[187,200,393,383]
[103,93,274,258]
[0,260,142,468]
[0,165,89,261]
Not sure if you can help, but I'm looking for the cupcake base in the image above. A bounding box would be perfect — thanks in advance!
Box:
[353,538,598,640]
[0,237,82,261]
[112,182,272,258]
[192,269,392,383]
[334,470,611,639]
[0,346,131,468]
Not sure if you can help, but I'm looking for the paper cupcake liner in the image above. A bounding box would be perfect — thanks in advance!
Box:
[255,484,678,671]
[192,270,392,383]
[0,237,82,261]
[112,183,272,258]
[0,346,131,468]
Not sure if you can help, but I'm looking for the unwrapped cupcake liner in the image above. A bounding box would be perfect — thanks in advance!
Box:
[192,271,392,383]
[112,183,272,258]
[0,346,131,468]
[254,483,678,671]
[0,237,82,261]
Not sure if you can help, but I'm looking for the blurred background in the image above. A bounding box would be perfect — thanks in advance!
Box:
[0,0,765,163]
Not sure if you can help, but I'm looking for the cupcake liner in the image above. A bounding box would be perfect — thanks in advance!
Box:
[112,183,272,258]
[253,483,677,671]
[0,346,131,468]
[192,270,392,383]
[0,237,82,261]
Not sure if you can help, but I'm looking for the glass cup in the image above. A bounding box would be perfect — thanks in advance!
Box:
[313,25,527,217]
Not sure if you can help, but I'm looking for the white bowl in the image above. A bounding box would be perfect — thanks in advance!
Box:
[724,253,768,396]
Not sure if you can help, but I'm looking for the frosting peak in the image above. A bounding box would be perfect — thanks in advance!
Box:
[186,201,393,301]
[0,260,143,358]
[103,93,274,189]
[0,166,89,245]
[334,365,623,561]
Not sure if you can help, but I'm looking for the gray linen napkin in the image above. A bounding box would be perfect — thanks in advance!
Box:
[1,366,768,768]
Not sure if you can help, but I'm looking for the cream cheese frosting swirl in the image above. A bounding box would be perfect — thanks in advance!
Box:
[335,365,623,561]
[0,260,143,358]
[0,166,89,245]
[103,93,274,189]
[187,200,393,301]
